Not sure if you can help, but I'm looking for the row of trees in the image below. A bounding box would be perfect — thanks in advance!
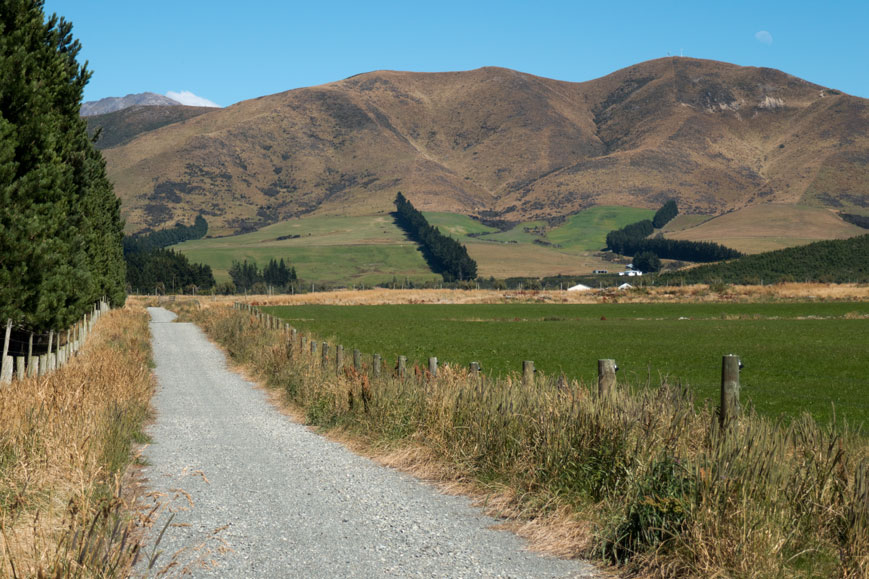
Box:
[1,1,126,331]
[658,234,869,285]
[229,259,297,293]
[605,201,741,263]
[394,192,477,281]
[123,215,215,293]
[123,214,208,254]
[125,249,215,294]
[652,199,679,228]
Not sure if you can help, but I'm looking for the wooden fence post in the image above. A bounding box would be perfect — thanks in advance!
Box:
[398,356,407,379]
[523,360,535,387]
[1,319,11,381]
[321,342,329,368]
[16,356,25,381]
[469,362,480,377]
[28,357,38,378]
[353,349,361,371]
[598,359,617,399]
[38,354,47,377]
[373,354,381,377]
[301,336,307,353]
[428,357,438,378]
[310,340,317,356]
[0,356,11,384]
[720,355,741,428]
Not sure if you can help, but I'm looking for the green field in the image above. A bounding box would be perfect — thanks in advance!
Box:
[172,214,439,286]
[425,206,654,253]
[267,301,869,426]
[172,206,668,284]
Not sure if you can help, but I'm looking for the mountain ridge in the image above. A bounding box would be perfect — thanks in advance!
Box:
[80,92,183,116]
[94,58,868,236]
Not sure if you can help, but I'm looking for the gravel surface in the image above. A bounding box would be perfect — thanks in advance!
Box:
[142,307,599,577]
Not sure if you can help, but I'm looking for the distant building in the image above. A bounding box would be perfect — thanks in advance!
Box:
[593,269,608,274]
[567,283,592,292]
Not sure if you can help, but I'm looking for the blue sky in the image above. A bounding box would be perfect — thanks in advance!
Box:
[45,0,869,107]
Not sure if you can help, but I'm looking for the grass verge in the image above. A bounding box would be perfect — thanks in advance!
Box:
[179,300,867,578]
[0,303,155,577]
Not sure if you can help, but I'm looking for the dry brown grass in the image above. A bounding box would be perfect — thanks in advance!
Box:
[664,204,866,254]
[177,282,869,311]
[0,303,154,577]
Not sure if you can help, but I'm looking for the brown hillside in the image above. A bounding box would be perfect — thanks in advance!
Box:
[102,58,869,235]
[86,105,215,149]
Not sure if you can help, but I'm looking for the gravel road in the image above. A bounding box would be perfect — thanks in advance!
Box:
[142,307,598,577]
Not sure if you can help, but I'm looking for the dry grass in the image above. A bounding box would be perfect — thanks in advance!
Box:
[176,282,869,310]
[664,204,866,254]
[180,301,868,577]
[0,303,155,577]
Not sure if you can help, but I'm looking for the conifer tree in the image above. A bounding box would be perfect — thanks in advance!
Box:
[0,1,126,331]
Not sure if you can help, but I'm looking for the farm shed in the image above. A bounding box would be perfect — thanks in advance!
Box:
[567,283,592,292]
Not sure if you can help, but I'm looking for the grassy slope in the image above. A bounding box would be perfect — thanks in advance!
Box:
[173,215,439,285]
[664,204,865,254]
[173,206,656,284]
[268,301,869,426]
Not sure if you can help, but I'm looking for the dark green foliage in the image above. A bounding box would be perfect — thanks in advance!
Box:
[125,248,214,293]
[605,220,654,253]
[123,215,212,292]
[394,192,477,281]
[602,455,696,563]
[229,260,261,292]
[263,258,296,287]
[606,205,740,262]
[659,234,869,284]
[839,213,869,229]
[633,251,661,273]
[0,0,126,331]
[123,214,207,253]
[229,258,297,293]
[629,237,741,262]
[652,199,679,229]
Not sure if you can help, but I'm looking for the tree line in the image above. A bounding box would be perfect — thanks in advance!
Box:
[393,192,477,281]
[658,234,869,285]
[123,215,215,293]
[229,259,297,293]
[1,1,126,331]
[122,214,208,254]
[125,249,215,294]
[605,201,741,263]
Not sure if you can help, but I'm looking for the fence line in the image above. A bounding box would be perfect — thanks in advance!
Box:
[233,302,744,429]
[0,299,111,385]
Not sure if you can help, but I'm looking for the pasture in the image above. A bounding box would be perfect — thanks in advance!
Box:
[170,206,660,284]
[172,214,439,285]
[267,300,869,426]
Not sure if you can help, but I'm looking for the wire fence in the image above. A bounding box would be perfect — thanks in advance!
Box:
[0,299,110,384]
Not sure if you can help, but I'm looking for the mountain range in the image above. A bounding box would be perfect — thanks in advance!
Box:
[87,58,868,237]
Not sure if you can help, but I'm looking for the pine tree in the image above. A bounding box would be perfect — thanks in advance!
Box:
[0,0,126,331]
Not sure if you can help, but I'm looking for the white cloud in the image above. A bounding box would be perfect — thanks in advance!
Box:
[755,30,773,45]
[166,90,221,108]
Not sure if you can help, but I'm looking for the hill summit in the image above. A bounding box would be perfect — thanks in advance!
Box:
[93,58,869,235]
[80,92,184,116]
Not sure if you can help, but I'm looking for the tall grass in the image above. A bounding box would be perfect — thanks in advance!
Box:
[187,303,868,577]
[0,305,155,577]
